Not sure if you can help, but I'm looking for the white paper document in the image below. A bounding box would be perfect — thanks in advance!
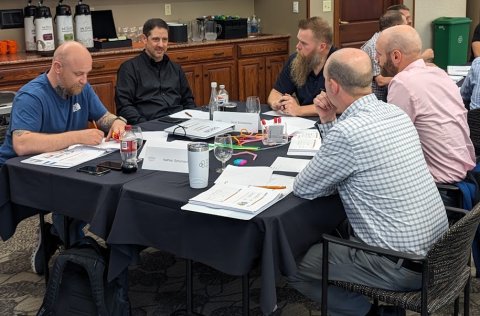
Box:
[169,109,209,120]
[21,148,108,168]
[263,110,290,117]
[164,118,234,139]
[67,138,120,152]
[271,157,311,173]
[447,65,471,76]
[449,75,464,83]
[287,129,321,156]
[188,184,285,214]
[182,174,295,220]
[214,165,273,186]
[213,111,260,132]
[138,131,169,159]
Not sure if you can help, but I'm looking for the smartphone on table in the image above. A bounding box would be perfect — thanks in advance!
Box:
[76,165,111,176]
[97,160,123,171]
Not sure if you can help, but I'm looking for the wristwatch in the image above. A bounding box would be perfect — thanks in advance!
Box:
[115,116,127,124]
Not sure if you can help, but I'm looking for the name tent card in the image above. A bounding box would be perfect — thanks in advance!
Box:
[142,143,189,173]
[213,112,259,132]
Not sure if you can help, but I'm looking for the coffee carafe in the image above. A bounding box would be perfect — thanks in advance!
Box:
[74,0,93,49]
[24,1,37,52]
[191,17,206,42]
[55,0,74,46]
[34,0,55,56]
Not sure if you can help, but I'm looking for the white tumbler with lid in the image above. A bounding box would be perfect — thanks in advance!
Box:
[187,142,209,189]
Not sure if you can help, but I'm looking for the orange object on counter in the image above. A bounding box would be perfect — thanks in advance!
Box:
[0,41,7,55]
[6,40,17,54]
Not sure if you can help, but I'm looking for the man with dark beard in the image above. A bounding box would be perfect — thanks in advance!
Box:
[0,41,126,275]
[376,25,475,186]
[267,17,336,117]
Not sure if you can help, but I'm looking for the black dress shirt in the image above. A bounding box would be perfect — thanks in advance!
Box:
[115,51,196,124]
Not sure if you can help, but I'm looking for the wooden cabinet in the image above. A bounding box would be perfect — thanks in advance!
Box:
[0,35,289,112]
[237,39,289,104]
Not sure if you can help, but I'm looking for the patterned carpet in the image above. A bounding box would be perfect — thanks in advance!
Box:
[1,216,480,316]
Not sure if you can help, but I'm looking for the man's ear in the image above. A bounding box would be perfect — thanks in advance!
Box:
[391,49,402,65]
[52,61,62,74]
[329,78,339,95]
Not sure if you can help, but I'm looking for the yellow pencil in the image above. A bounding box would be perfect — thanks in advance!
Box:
[92,120,98,129]
[255,185,287,190]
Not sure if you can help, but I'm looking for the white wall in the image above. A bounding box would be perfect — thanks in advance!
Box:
[415,0,467,49]
[308,0,467,50]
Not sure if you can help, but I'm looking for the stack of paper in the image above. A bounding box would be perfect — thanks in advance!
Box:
[187,184,285,214]
[287,129,321,156]
[447,65,471,76]
[164,118,234,139]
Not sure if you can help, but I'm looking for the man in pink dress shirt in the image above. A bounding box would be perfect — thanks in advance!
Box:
[376,25,475,184]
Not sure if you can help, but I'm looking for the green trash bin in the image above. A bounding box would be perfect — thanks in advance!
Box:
[433,17,471,69]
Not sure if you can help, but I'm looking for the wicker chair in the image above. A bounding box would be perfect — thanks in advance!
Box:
[468,108,480,158]
[320,205,480,316]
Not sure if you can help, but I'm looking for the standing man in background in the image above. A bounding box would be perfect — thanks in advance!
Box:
[361,10,406,101]
[115,18,196,124]
[471,23,480,61]
[0,41,126,275]
[268,16,336,117]
[387,4,435,62]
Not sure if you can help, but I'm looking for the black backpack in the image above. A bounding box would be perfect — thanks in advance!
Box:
[37,236,130,316]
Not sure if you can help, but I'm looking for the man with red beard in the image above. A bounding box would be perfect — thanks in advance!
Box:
[0,40,126,275]
[268,17,336,117]
[115,18,195,124]
[376,25,475,188]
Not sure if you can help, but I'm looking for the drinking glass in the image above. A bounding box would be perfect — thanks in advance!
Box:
[214,134,233,173]
[246,96,261,113]
[132,126,143,162]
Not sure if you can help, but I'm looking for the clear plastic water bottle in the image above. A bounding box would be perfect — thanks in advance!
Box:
[120,125,138,173]
[209,81,218,120]
[217,84,229,107]
[250,15,258,34]
[247,16,252,35]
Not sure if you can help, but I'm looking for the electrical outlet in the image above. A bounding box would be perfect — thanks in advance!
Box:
[165,3,172,16]
[293,1,299,13]
[323,0,331,12]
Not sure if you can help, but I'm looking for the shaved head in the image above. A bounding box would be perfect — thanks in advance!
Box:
[53,41,92,67]
[325,48,373,96]
[378,25,422,59]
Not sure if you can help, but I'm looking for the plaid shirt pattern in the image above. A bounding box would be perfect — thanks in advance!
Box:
[361,32,387,102]
[461,57,480,110]
[293,94,448,256]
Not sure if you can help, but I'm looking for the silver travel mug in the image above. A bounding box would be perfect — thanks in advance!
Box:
[187,142,209,189]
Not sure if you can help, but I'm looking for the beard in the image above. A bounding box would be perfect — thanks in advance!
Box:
[290,51,322,87]
[380,57,398,78]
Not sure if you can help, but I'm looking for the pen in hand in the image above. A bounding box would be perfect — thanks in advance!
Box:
[91,120,98,129]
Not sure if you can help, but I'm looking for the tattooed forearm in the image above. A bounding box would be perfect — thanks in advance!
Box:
[96,113,117,132]
[12,130,30,137]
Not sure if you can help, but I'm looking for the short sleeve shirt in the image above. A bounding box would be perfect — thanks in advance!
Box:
[0,73,107,166]
[273,47,336,105]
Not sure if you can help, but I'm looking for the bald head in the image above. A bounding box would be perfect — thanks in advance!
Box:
[53,41,92,67]
[325,48,373,96]
[378,25,422,60]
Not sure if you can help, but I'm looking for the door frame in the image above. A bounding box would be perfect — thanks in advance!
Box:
[307,0,414,47]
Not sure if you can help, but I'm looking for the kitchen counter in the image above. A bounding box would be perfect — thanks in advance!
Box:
[0,34,289,66]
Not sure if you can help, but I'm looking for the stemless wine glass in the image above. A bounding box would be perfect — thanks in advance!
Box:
[246,96,261,113]
[214,134,233,173]
[132,126,144,162]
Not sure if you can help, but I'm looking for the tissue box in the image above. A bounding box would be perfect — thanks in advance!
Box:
[215,18,248,39]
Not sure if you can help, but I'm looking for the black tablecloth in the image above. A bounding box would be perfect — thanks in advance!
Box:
[106,136,345,314]
[0,152,155,240]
